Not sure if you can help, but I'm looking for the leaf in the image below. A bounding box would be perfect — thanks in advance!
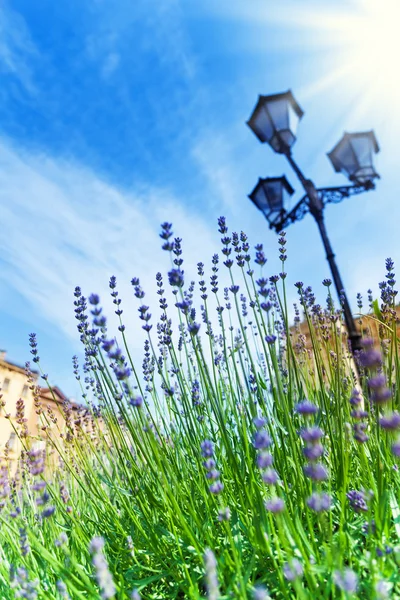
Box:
[372,299,383,321]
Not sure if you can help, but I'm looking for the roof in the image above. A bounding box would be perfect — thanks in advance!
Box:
[39,386,81,410]
[0,357,39,378]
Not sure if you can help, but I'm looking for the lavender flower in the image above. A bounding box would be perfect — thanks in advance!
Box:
[256,452,273,469]
[89,537,117,599]
[333,569,358,594]
[299,427,324,444]
[168,269,184,288]
[10,567,39,600]
[265,497,285,514]
[375,580,392,599]
[302,444,324,461]
[283,559,303,582]
[204,549,220,600]
[261,469,279,485]
[253,430,272,450]
[201,440,214,458]
[209,481,224,495]
[217,507,231,522]
[392,440,400,456]
[380,412,400,431]
[303,463,328,481]
[295,400,318,416]
[253,587,271,600]
[56,580,71,599]
[306,492,331,512]
[347,490,369,513]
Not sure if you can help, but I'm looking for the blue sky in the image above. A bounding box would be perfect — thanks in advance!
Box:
[1,0,400,399]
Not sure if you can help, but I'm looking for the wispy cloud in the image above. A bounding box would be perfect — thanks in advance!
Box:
[0,1,38,93]
[0,138,221,346]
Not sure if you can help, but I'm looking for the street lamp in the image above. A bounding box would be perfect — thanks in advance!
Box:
[247,90,380,354]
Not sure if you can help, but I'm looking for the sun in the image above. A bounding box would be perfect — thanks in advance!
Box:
[290,0,400,119]
[340,0,400,107]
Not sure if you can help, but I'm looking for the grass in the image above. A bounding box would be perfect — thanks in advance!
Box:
[1,218,400,599]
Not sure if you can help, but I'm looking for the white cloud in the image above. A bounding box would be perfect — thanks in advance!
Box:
[0,138,221,348]
[0,1,38,93]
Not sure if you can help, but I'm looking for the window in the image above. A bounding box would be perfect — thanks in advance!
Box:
[21,385,29,398]
[2,377,10,392]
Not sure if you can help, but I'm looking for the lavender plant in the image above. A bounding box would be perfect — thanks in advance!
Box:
[0,219,400,598]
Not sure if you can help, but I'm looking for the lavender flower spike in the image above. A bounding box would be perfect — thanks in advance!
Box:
[89,537,117,599]
[333,569,358,594]
[204,549,220,600]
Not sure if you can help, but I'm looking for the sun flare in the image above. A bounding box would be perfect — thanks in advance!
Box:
[292,0,400,118]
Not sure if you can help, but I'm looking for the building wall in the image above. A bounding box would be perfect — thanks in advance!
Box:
[0,358,36,460]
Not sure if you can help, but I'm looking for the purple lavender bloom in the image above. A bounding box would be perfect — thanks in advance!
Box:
[206,469,221,481]
[353,423,369,443]
[299,427,324,444]
[253,430,272,450]
[256,452,273,469]
[253,416,267,429]
[204,548,220,600]
[42,506,56,518]
[265,497,285,513]
[168,269,184,288]
[303,463,328,481]
[217,507,231,522]
[55,532,68,548]
[188,322,200,336]
[203,458,216,470]
[360,346,382,369]
[302,444,324,461]
[201,440,214,458]
[371,387,392,404]
[209,481,224,495]
[322,279,332,287]
[129,396,143,408]
[19,528,30,556]
[262,469,279,485]
[89,537,116,599]
[333,569,358,594]
[260,302,273,312]
[347,490,368,512]
[350,410,368,420]
[253,587,270,600]
[375,580,392,599]
[380,412,400,431]
[265,335,276,344]
[295,400,318,416]
[306,492,331,512]
[350,389,362,406]
[283,559,303,581]
[392,440,400,456]
[218,216,228,234]
[369,374,387,389]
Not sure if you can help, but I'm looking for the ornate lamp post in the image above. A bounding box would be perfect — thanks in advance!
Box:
[247,90,380,353]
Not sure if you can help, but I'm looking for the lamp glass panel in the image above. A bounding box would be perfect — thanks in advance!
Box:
[267,98,289,131]
[252,185,269,212]
[333,141,358,177]
[253,106,274,142]
[350,136,373,169]
[265,180,283,212]
[288,102,300,137]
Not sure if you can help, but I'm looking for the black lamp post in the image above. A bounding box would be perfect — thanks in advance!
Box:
[247,90,380,354]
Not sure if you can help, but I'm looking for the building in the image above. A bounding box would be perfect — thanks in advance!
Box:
[0,350,81,465]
